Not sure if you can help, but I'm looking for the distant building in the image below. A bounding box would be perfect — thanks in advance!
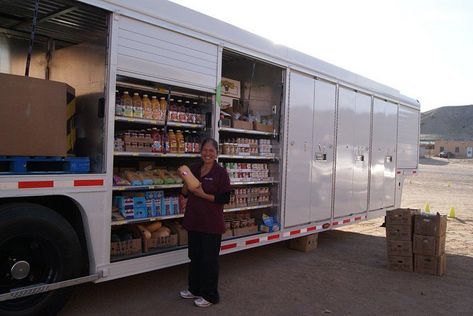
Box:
[431,140,473,158]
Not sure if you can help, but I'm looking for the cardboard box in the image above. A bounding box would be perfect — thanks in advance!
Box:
[232,119,253,130]
[387,255,413,272]
[386,239,413,257]
[386,208,420,226]
[253,122,274,133]
[414,214,447,237]
[220,95,239,110]
[168,222,188,246]
[233,225,258,237]
[288,234,318,252]
[110,238,142,257]
[221,77,241,98]
[0,73,75,156]
[414,254,446,276]
[386,224,413,241]
[413,234,446,256]
[222,229,234,239]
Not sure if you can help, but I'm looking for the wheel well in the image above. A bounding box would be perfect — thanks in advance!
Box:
[0,196,90,275]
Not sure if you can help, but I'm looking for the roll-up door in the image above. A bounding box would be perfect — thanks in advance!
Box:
[117,16,218,91]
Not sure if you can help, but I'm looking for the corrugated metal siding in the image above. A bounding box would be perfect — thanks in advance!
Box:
[117,16,218,91]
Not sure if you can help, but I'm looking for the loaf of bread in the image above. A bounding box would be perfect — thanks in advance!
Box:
[178,165,201,191]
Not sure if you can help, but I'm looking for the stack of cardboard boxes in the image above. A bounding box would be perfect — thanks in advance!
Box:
[386,208,447,276]
[413,213,447,276]
[386,208,419,272]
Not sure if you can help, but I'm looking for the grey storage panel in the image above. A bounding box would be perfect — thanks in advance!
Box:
[117,16,218,91]
[383,101,398,207]
[397,106,419,169]
[284,72,314,227]
[334,88,371,218]
[310,79,336,222]
[352,92,371,214]
[370,98,398,211]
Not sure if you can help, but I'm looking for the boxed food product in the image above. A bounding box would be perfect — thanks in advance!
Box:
[143,234,178,252]
[413,234,446,256]
[414,254,446,276]
[288,234,318,252]
[388,255,414,272]
[232,119,253,130]
[386,208,420,226]
[110,238,142,256]
[386,239,413,257]
[0,73,76,156]
[221,77,241,98]
[253,122,274,133]
[414,213,447,237]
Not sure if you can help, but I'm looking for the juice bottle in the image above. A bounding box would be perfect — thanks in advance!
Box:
[184,130,192,153]
[192,131,200,153]
[159,97,168,121]
[151,96,160,120]
[122,91,133,117]
[142,94,152,119]
[179,101,188,122]
[168,129,177,153]
[176,130,185,153]
[194,101,202,124]
[188,103,196,124]
[162,129,169,153]
[151,128,162,153]
[132,93,143,118]
[174,100,183,122]
[115,90,123,116]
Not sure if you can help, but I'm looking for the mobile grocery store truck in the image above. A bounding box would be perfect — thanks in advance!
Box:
[0,0,420,314]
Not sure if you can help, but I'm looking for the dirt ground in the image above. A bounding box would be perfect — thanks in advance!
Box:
[60,158,473,316]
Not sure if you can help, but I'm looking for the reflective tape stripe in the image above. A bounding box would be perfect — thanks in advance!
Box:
[290,229,300,236]
[221,243,237,251]
[74,179,104,187]
[245,238,259,245]
[0,183,17,190]
[54,180,74,188]
[268,234,280,240]
[343,218,351,224]
[18,181,53,189]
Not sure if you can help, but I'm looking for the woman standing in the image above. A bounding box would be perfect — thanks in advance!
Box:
[179,138,231,308]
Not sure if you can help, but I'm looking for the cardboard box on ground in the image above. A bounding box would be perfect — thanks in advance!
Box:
[385,208,419,272]
[288,234,318,252]
[0,73,76,156]
[385,209,447,276]
[413,213,447,275]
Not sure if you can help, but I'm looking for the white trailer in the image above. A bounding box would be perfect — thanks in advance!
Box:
[0,0,420,315]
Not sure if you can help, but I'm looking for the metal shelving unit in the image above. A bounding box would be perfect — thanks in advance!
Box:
[230,180,276,186]
[111,213,184,226]
[224,204,273,213]
[219,155,277,160]
[114,152,200,158]
[219,127,277,136]
[113,184,182,191]
[115,116,205,129]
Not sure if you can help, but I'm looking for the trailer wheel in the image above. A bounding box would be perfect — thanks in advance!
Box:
[0,203,82,316]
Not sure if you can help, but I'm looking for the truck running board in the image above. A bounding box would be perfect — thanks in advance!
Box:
[0,273,102,302]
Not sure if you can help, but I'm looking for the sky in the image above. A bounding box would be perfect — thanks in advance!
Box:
[171,0,473,112]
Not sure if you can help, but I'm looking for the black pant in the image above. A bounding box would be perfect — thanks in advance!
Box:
[187,230,222,304]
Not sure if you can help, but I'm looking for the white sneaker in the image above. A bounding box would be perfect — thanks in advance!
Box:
[180,290,199,299]
[194,297,212,308]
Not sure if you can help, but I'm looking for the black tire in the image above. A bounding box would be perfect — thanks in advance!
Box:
[0,203,82,316]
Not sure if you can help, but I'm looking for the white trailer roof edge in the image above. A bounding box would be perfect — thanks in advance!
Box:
[79,0,420,109]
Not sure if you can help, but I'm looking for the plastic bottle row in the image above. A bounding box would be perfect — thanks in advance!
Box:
[115,90,204,124]
[115,129,201,154]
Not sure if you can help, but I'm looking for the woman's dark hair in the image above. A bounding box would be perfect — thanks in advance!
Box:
[200,137,219,152]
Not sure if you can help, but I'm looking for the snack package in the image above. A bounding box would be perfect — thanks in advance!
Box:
[178,165,200,190]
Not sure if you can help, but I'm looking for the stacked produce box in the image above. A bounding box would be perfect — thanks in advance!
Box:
[413,213,447,276]
[385,208,420,272]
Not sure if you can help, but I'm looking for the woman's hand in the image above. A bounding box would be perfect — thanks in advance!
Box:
[190,185,215,202]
